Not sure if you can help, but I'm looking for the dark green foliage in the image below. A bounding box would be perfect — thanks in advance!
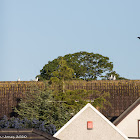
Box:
[51,57,75,80]
[15,86,54,121]
[38,51,125,80]
[53,89,110,113]
[63,52,113,80]
[14,83,110,130]
[50,58,75,93]
[14,84,74,129]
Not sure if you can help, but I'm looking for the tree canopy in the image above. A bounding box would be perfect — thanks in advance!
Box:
[38,51,125,80]
[14,84,72,129]
[51,57,75,80]
[50,58,75,93]
[15,83,110,130]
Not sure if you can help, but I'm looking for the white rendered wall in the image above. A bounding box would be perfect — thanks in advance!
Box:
[55,107,127,140]
[117,104,140,137]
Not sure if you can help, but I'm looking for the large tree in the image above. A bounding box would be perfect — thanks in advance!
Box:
[38,51,125,80]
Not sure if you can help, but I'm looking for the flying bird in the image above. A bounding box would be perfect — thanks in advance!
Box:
[137,37,140,39]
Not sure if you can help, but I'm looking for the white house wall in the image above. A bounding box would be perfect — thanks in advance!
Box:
[117,104,140,137]
[54,104,128,140]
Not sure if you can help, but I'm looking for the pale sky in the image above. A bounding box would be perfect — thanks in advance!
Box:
[1,0,140,81]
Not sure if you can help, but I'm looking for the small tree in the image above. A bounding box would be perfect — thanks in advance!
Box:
[50,58,75,93]
[14,84,75,129]
[15,85,54,121]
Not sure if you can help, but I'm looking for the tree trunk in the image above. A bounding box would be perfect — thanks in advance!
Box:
[62,78,65,93]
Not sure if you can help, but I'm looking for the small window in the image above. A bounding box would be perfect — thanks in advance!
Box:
[87,121,93,130]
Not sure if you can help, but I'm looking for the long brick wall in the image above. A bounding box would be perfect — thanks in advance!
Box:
[0,80,139,120]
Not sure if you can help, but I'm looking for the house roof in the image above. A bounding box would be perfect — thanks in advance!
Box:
[0,80,140,121]
[113,97,140,126]
[0,129,59,140]
[53,103,128,140]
